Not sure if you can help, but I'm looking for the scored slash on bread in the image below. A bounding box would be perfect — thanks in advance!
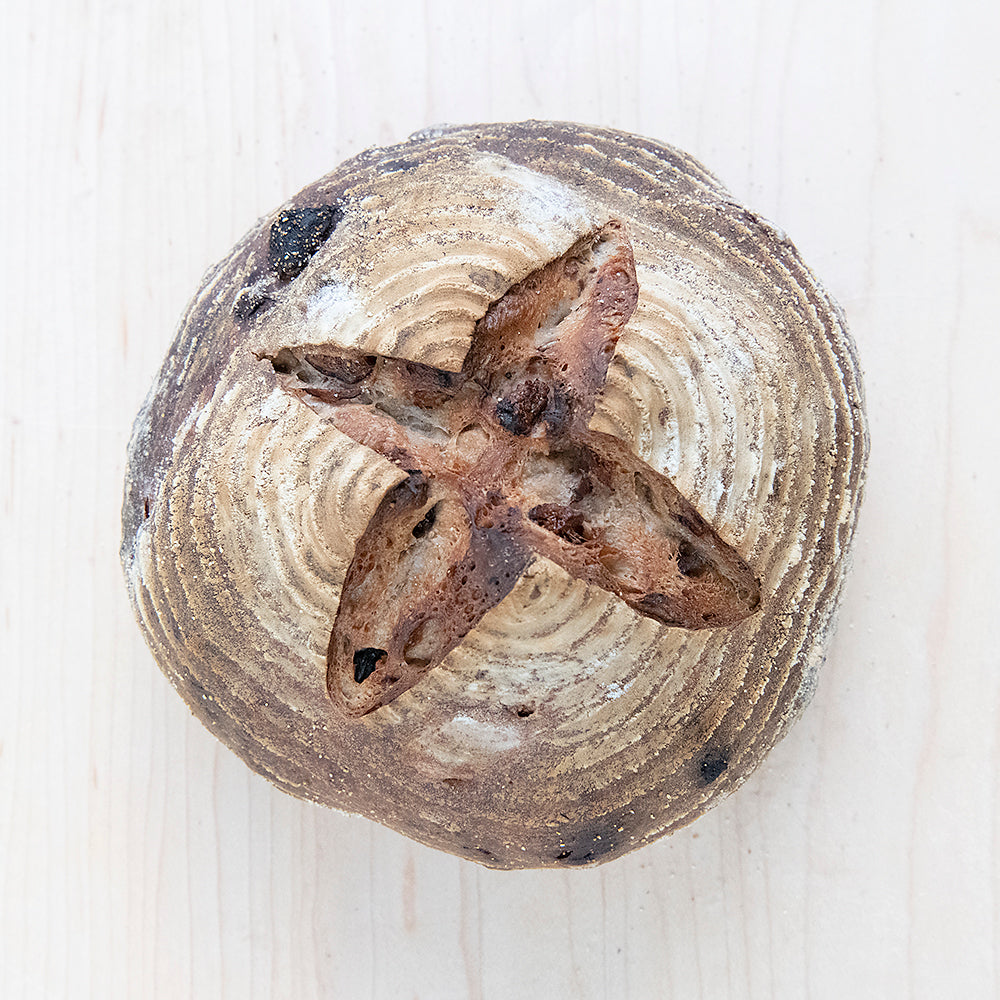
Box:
[271,221,761,717]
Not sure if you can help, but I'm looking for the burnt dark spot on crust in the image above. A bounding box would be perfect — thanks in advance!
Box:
[553,828,618,865]
[699,751,728,784]
[495,379,549,435]
[269,204,342,279]
[353,647,387,683]
[232,284,271,321]
[411,504,438,538]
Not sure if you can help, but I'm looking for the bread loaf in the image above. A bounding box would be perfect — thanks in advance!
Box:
[121,121,868,868]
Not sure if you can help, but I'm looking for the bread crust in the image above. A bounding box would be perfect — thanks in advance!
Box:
[121,122,868,868]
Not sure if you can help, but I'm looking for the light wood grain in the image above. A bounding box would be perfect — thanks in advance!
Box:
[2,1,998,997]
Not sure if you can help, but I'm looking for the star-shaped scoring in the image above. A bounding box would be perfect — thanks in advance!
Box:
[273,221,760,717]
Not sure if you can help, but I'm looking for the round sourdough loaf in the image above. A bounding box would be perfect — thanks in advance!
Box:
[121,121,868,868]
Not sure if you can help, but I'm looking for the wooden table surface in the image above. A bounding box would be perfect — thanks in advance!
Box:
[3,1,998,997]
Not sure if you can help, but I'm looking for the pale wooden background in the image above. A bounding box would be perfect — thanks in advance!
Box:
[2,1,998,997]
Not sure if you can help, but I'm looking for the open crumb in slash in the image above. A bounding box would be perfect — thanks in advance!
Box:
[269,221,761,717]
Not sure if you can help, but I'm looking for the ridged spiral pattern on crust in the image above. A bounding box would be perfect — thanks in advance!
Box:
[122,122,867,868]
